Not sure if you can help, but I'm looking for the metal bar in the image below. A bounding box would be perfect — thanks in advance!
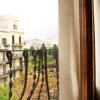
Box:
[6,51,13,100]
[44,49,50,100]
[27,50,41,100]
[0,49,58,52]
[55,49,59,100]
[38,50,44,100]
[19,51,28,100]
[56,49,59,91]
[27,50,37,100]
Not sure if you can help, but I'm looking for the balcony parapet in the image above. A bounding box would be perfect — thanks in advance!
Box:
[0,44,10,51]
[0,72,9,79]
[12,66,23,71]
[0,61,7,65]
[12,56,22,59]
[12,44,23,47]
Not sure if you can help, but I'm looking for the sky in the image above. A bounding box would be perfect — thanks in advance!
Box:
[0,0,58,41]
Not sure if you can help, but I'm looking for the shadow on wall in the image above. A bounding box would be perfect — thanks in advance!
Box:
[96,88,100,100]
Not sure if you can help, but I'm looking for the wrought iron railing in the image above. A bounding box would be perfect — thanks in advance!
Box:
[2,49,59,100]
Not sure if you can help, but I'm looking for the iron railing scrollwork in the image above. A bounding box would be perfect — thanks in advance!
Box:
[27,50,37,100]
[37,50,44,100]
[55,49,59,100]
[6,49,59,100]
[55,49,59,91]
[44,49,51,100]
[6,51,13,100]
[19,51,28,100]
[27,50,42,100]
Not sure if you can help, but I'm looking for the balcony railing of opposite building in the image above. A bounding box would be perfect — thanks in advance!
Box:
[12,43,23,47]
[0,72,9,79]
[0,44,10,50]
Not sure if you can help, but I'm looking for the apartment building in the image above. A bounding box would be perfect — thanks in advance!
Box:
[0,15,24,85]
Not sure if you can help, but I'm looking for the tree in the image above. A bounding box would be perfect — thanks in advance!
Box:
[30,46,34,56]
[53,44,58,50]
[52,44,58,59]
[48,48,52,55]
[41,43,46,50]
[30,46,34,50]
[0,85,9,100]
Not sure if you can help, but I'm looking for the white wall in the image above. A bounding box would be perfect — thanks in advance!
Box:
[94,0,100,99]
[59,0,79,100]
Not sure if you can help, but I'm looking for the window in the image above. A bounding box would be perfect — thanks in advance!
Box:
[12,36,14,44]
[13,24,17,30]
[19,36,21,44]
[2,38,7,45]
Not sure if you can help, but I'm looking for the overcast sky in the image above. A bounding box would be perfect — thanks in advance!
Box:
[0,0,58,41]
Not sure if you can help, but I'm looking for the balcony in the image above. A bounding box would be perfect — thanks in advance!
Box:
[0,61,6,65]
[12,66,23,71]
[12,53,22,59]
[4,49,59,99]
[12,43,23,47]
[0,44,10,51]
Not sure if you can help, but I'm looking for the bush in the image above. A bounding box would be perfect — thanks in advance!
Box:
[47,55,54,62]
[0,85,9,100]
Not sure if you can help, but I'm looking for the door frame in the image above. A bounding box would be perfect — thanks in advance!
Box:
[79,0,95,100]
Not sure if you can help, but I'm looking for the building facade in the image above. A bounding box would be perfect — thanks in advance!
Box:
[0,15,24,85]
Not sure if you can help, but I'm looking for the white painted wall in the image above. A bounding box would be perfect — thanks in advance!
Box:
[59,0,79,99]
[94,0,100,98]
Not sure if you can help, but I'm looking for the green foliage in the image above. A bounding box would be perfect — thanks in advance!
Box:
[0,85,9,100]
[30,46,34,56]
[48,49,52,55]
[52,44,58,59]
[28,55,33,63]
[24,48,28,50]
[30,46,34,50]
[41,43,46,50]
[53,44,58,50]
[47,55,54,62]
[28,62,33,75]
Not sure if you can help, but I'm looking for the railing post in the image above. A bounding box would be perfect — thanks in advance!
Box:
[6,51,13,100]
[19,50,28,100]
[38,50,44,100]
[27,50,42,100]
[55,49,59,100]
[27,50,37,100]
[44,49,51,100]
